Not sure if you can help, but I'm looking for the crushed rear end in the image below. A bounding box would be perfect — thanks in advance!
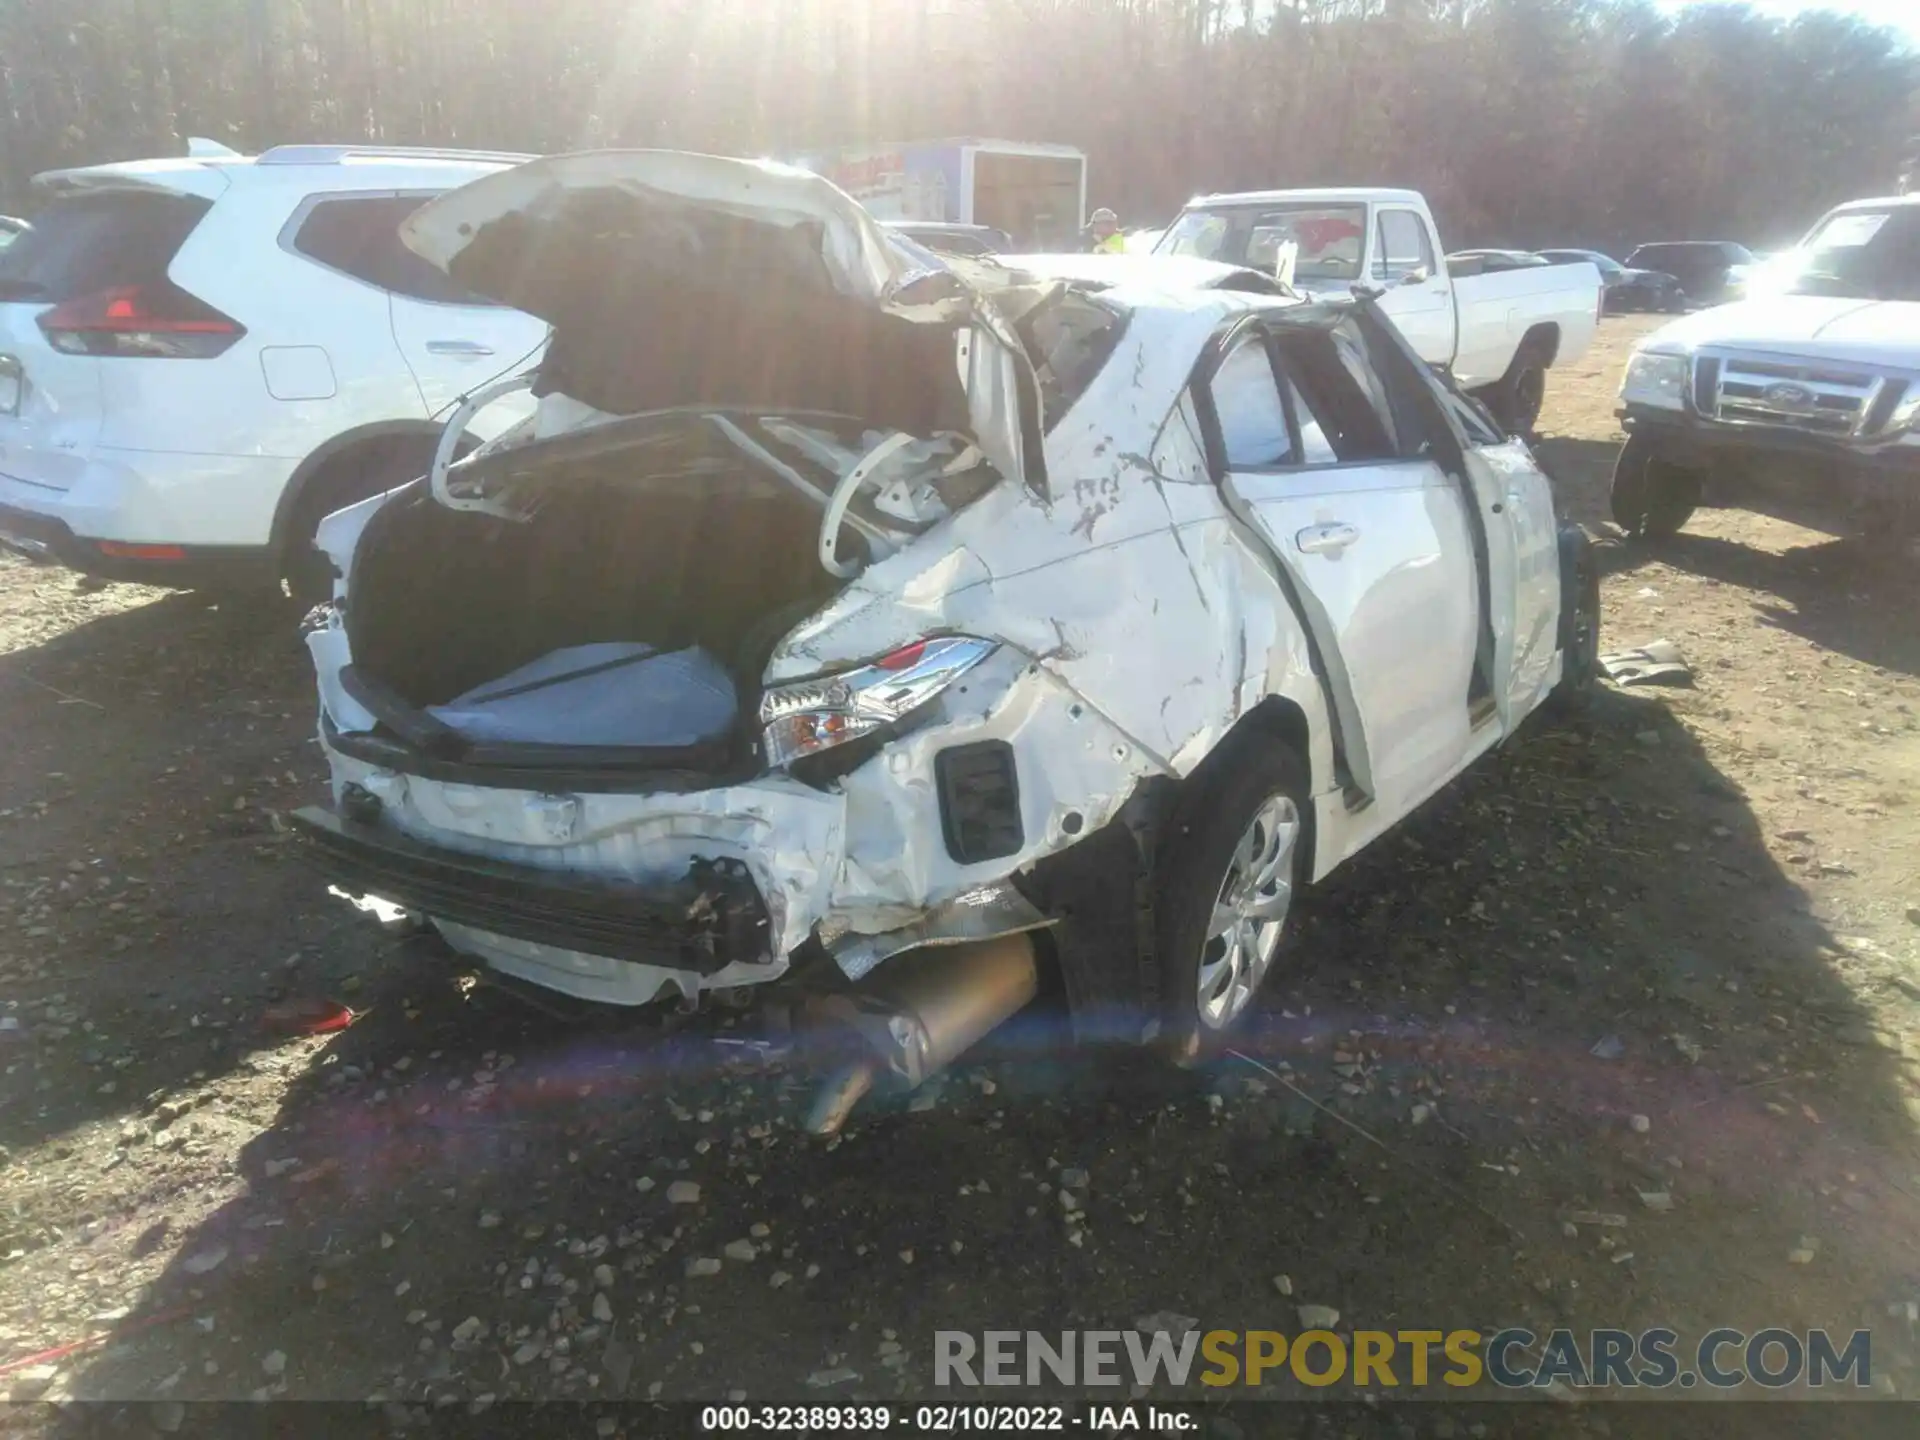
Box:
[292,151,1119,1123]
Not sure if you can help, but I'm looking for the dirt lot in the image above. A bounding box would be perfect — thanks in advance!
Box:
[2,317,1919,1433]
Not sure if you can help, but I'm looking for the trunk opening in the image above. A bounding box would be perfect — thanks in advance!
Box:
[340,411,994,775]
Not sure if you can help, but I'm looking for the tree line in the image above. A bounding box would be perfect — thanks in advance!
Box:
[1,0,1914,253]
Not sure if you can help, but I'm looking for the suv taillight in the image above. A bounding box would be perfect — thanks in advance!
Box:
[37,284,243,358]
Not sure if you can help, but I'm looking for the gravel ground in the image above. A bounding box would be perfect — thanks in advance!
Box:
[2,317,1919,1435]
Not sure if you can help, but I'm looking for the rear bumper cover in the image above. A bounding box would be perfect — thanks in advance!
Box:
[0,500,274,587]
[0,448,298,544]
[291,803,776,976]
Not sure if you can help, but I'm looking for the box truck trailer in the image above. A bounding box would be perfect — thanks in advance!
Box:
[796,139,1087,250]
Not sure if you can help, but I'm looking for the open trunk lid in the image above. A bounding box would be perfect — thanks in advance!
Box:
[399,150,1042,494]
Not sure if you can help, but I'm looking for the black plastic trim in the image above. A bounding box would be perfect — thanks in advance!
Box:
[322,717,755,795]
[291,805,772,973]
[934,740,1024,864]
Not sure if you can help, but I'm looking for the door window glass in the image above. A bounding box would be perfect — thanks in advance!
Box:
[1285,380,1341,465]
[1443,387,1505,447]
[1374,210,1435,282]
[1208,339,1294,468]
[1272,331,1396,464]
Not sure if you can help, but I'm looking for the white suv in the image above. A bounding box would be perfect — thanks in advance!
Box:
[0,141,550,596]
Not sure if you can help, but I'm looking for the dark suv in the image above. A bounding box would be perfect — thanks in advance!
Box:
[1622,241,1755,308]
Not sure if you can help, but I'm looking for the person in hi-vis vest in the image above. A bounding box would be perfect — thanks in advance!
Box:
[1085,207,1126,253]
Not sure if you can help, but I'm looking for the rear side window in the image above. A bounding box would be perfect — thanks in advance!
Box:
[1018,290,1125,427]
[1209,339,1294,468]
[1374,210,1434,281]
[0,192,210,302]
[1275,330,1398,464]
[291,195,495,306]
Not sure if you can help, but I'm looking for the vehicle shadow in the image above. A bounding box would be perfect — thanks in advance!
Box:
[49,682,1920,1408]
[0,568,343,1159]
[1619,531,1920,681]
[1529,435,1621,535]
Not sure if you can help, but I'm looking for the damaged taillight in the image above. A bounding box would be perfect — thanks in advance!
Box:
[759,636,997,770]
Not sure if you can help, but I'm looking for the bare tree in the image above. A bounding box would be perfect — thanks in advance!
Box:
[0,0,1911,248]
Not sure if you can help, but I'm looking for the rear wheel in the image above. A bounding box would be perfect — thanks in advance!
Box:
[282,439,436,607]
[1155,739,1310,1062]
[1489,342,1550,435]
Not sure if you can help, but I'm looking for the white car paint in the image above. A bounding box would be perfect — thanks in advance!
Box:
[1627,295,1920,376]
[0,143,548,578]
[305,152,1575,1012]
[1154,187,1603,390]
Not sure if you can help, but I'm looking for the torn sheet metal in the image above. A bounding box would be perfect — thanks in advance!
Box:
[1600,639,1693,687]
[826,884,1055,983]
[768,299,1331,789]
[402,151,939,317]
[320,746,845,970]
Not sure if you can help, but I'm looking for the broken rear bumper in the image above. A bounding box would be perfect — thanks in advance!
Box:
[291,804,776,976]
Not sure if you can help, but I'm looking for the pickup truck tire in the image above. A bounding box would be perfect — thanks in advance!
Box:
[1487,343,1550,435]
[1155,739,1310,1063]
[1609,433,1700,539]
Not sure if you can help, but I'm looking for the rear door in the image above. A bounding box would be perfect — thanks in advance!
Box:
[1370,207,1457,367]
[0,187,214,492]
[1435,380,1560,721]
[1202,320,1482,820]
[1351,301,1560,728]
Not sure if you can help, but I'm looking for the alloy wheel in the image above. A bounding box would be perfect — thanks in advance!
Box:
[1196,794,1299,1029]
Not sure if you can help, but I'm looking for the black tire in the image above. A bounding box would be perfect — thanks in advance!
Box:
[1489,345,1549,435]
[1609,432,1700,539]
[1547,527,1601,715]
[1154,738,1311,1062]
[282,439,435,607]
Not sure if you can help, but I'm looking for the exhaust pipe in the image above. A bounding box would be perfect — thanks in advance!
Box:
[803,933,1039,1136]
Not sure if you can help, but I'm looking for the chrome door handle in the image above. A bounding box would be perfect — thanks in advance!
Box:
[1296,522,1359,555]
[426,340,495,357]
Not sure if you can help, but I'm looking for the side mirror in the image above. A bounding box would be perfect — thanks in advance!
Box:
[1400,266,1431,286]
[1350,282,1385,301]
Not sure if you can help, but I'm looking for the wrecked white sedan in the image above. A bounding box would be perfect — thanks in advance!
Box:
[293,152,1598,1124]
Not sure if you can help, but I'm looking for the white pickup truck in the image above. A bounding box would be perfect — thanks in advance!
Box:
[1155,188,1605,431]
[1611,193,1920,549]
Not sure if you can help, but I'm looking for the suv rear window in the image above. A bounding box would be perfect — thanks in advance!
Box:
[292,196,496,307]
[0,191,211,302]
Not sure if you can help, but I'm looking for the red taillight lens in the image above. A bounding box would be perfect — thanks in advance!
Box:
[37,284,243,359]
[96,540,187,561]
[874,640,929,672]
